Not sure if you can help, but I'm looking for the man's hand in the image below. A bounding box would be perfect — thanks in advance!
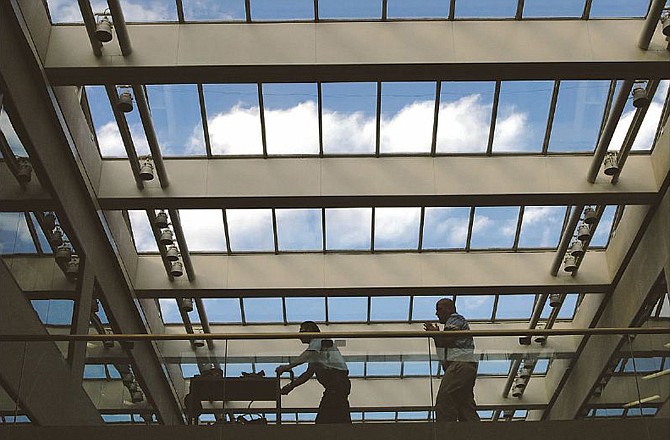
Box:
[424,322,440,332]
[275,365,291,375]
[280,383,294,395]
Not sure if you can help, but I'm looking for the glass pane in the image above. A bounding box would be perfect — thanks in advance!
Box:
[0,108,28,156]
[179,209,227,252]
[226,209,274,251]
[250,0,314,20]
[523,0,585,17]
[492,81,553,153]
[412,296,442,321]
[590,205,616,247]
[387,0,448,18]
[422,207,470,250]
[127,210,158,252]
[146,84,205,156]
[203,298,242,323]
[366,361,401,376]
[158,298,198,324]
[436,82,494,153]
[322,82,376,154]
[548,80,609,153]
[203,84,263,155]
[374,207,421,250]
[285,297,326,323]
[182,0,246,20]
[276,209,322,251]
[518,206,567,249]
[30,213,52,254]
[46,0,83,23]
[263,83,319,154]
[608,80,637,152]
[380,82,435,153]
[631,80,669,151]
[243,297,283,322]
[535,359,549,374]
[496,295,535,320]
[455,0,518,18]
[370,296,410,321]
[470,207,519,249]
[0,213,36,254]
[590,0,649,17]
[30,300,74,325]
[319,0,381,19]
[455,295,496,320]
[478,360,511,375]
[325,208,372,250]
[118,0,178,21]
[328,297,368,322]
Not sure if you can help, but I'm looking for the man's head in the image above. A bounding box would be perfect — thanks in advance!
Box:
[435,298,456,324]
[299,321,320,343]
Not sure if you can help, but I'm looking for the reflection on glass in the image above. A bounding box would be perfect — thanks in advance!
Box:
[276,209,322,251]
[179,209,227,252]
[263,83,319,154]
[182,0,246,20]
[30,213,53,254]
[422,207,470,249]
[325,208,372,250]
[30,299,74,325]
[226,209,274,251]
[0,212,36,254]
[470,206,519,249]
[321,82,376,154]
[251,0,314,20]
[590,205,616,247]
[367,361,401,376]
[319,0,381,19]
[328,297,368,321]
[127,210,158,252]
[374,207,421,250]
[203,84,262,155]
[0,108,28,156]
[436,82,494,153]
[380,82,435,153]
[492,81,553,152]
[631,80,669,151]
[146,84,205,156]
[518,206,567,249]
[549,80,609,152]
[370,296,410,321]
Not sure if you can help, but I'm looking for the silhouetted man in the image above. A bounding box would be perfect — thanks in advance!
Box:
[424,298,480,422]
[276,321,351,424]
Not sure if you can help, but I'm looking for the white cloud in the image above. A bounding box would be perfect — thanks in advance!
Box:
[226,209,274,251]
[374,208,421,245]
[458,295,493,312]
[0,111,27,156]
[179,209,226,251]
[205,105,263,155]
[381,101,434,152]
[127,210,158,252]
[0,212,34,253]
[522,206,562,225]
[326,208,372,249]
[97,121,149,157]
[265,102,319,154]
[48,0,171,23]
[492,112,529,151]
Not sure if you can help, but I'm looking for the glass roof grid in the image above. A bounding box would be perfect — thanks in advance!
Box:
[436,81,495,154]
[589,0,651,18]
[373,207,421,250]
[327,297,368,322]
[590,205,616,248]
[380,82,436,154]
[319,0,382,19]
[495,294,535,320]
[491,81,554,153]
[202,298,242,323]
[325,208,372,251]
[127,210,158,253]
[30,299,74,326]
[631,80,670,151]
[369,296,411,322]
[202,84,263,156]
[517,206,568,249]
[0,107,29,157]
[181,0,247,21]
[321,82,377,155]
[454,0,518,18]
[0,212,38,254]
[145,84,206,156]
[469,206,520,250]
[275,209,323,251]
[243,297,284,323]
[522,0,586,17]
[285,297,326,323]
[386,0,449,18]
[29,213,52,254]
[262,83,319,155]
[225,209,274,252]
[250,0,314,20]
[548,80,610,153]
[454,295,497,321]
[178,209,227,252]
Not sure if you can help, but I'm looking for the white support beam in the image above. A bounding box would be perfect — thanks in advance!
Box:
[91,156,664,210]
[43,20,670,85]
[3,251,612,296]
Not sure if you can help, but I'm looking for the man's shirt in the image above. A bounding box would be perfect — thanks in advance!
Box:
[438,313,477,363]
[305,338,348,371]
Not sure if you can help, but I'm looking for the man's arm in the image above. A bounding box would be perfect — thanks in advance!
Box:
[280,365,316,395]
[275,349,319,374]
[423,322,459,348]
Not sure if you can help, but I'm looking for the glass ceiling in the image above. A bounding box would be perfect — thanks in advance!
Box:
[45,0,654,23]
[84,80,669,158]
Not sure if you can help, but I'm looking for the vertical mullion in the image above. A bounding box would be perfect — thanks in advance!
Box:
[367,296,372,324]
[221,209,232,254]
[245,0,252,22]
[486,81,501,156]
[541,80,561,155]
[282,297,288,325]
[491,294,500,322]
[317,82,324,157]
[560,206,572,237]
[382,0,388,20]
[448,0,456,20]
[512,206,525,251]
[197,84,212,158]
[176,0,185,22]
[582,0,593,19]
[370,207,376,252]
[375,82,382,157]
[24,212,43,254]
[272,208,279,254]
[465,207,475,251]
[324,296,329,323]
[417,207,426,252]
[515,0,524,19]
[321,207,327,251]
[258,83,268,157]
[314,0,319,21]
[240,298,246,325]
[430,82,441,156]
[408,295,414,323]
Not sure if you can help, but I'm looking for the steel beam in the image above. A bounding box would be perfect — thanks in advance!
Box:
[43,20,670,85]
